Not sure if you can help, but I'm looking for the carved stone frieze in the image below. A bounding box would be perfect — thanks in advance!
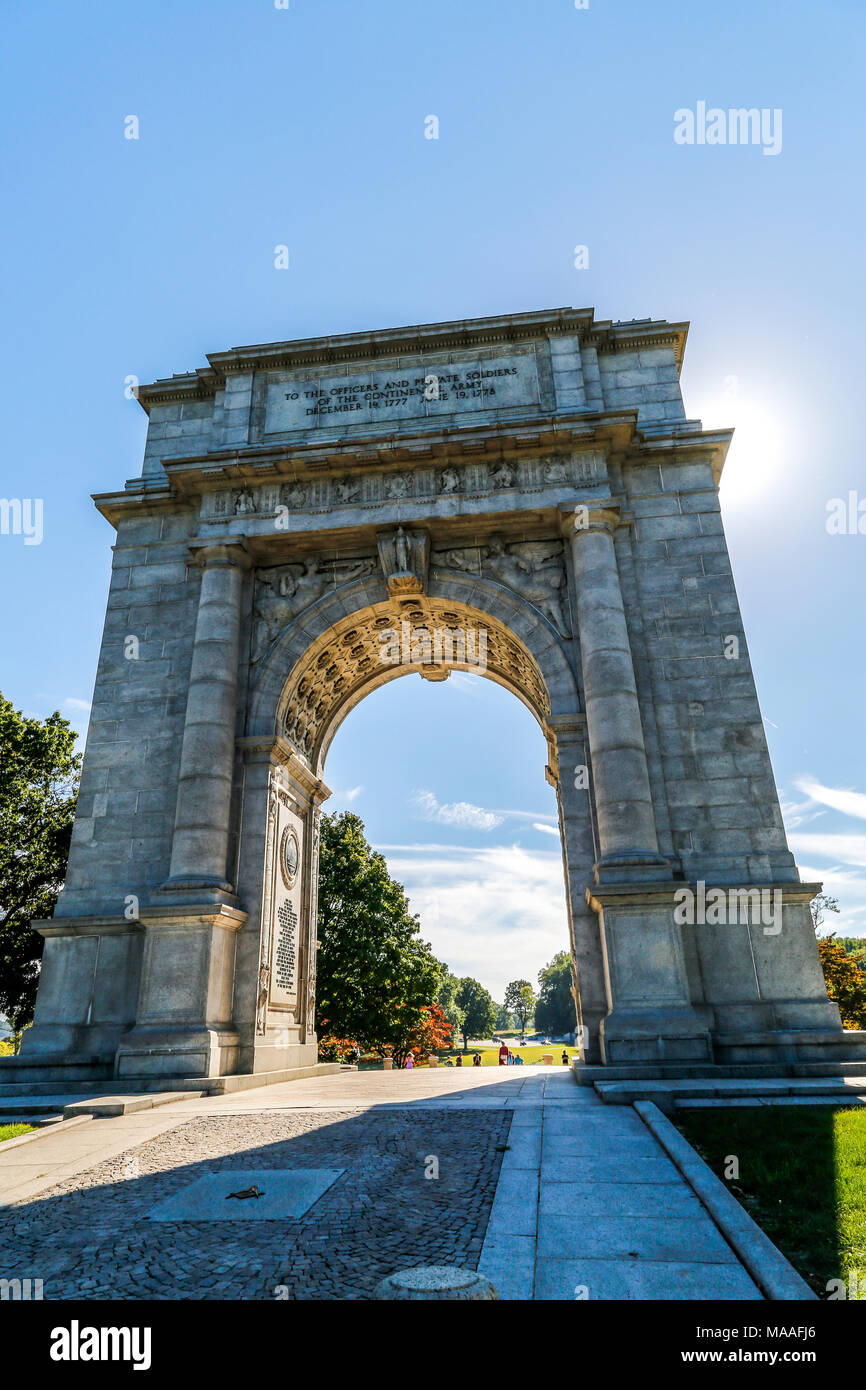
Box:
[252,554,376,663]
[203,450,606,522]
[431,537,572,637]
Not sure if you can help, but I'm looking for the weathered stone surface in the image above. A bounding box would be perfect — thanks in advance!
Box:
[12,305,861,1082]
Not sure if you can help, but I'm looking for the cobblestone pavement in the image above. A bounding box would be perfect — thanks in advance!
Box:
[0,1108,512,1300]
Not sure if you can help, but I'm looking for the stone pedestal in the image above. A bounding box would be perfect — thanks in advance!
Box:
[113,905,245,1078]
[588,884,713,1064]
[18,919,143,1066]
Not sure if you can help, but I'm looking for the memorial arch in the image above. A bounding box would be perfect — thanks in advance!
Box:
[12,306,865,1085]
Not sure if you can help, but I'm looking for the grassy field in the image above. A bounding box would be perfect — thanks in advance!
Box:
[359,1044,579,1069]
[0,1123,33,1144]
[443,1044,578,1067]
[675,1106,866,1298]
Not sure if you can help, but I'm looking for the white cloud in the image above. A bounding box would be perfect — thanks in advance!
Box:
[382,842,571,998]
[63,698,92,713]
[336,785,364,803]
[779,795,826,831]
[788,832,866,867]
[533,822,559,836]
[795,777,866,822]
[410,789,504,832]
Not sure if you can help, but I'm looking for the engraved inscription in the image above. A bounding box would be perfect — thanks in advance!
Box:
[264,354,539,433]
[275,900,298,995]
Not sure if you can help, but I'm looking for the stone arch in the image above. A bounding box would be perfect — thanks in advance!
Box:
[236,568,603,1072]
[247,569,582,773]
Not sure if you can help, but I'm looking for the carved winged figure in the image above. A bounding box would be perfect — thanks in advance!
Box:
[484,540,570,637]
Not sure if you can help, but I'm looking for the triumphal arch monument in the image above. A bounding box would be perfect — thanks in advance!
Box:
[16,306,865,1082]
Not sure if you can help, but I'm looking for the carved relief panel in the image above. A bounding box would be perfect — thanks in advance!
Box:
[257,769,305,1032]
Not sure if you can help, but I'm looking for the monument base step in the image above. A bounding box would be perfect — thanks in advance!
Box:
[573,1058,866,1085]
[587,1073,866,1111]
[0,1061,345,1104]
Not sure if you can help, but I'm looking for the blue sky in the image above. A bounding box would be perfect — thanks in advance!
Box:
[2,0,865,997]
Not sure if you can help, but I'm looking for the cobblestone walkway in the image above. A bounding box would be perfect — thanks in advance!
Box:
[0,1107,510,1300]
[0,1068,766,1300]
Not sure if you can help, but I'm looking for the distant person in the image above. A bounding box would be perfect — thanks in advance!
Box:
[405,1051,414,1070]
[561,1050,570,1065]
[498,1041,509,1066]
[455,1053,463,1067]
[473,1052,482,1067]
[515,1053,524,1066]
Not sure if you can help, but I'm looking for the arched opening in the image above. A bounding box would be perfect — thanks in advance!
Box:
[322,671,572,1031]
[241,578,603,1074]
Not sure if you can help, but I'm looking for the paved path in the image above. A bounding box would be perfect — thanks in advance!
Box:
[0,1066,761,1300]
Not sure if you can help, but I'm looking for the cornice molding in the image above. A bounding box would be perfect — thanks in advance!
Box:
[135,307,690,413]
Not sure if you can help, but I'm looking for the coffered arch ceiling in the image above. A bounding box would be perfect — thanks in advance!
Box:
[277,596,552,772]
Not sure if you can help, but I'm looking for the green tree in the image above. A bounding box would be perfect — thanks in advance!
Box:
[534,951,577,1037]
[0,696,80,1045]
[494,1003,513,1032]
[455,977,497,1051]
[435,966,465,1041]
[315,811,441,1061]
[817,936,866,1030]
[504,979,536,1039]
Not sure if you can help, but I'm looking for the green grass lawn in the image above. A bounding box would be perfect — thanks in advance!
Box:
[445,1045,578,1067]
[0,1123,34,1144]
[359,1045,579,1069]
[675,1106,866,1298]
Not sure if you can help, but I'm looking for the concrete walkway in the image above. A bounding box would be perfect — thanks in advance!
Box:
[0,1066,762,1300]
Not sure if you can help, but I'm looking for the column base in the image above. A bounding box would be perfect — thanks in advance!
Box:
[600,1005,714,1065]
[115,1026,240,1079]
[594,851,673,885]
[158,878,239,908]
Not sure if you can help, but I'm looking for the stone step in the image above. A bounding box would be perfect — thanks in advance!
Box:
[62,1092,202,1118]
[0,1056,346,1100]
[0,1095,98,1114]
[0,1078,164,1098]
[595,1076,866,1110]
[0,1113,62,1126]
[0,1061,345,1102]
[573,1059,866,1085]
[675,1094,866,1110]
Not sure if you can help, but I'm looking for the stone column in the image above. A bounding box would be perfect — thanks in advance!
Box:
[165,540,251,893]
[563,503,711,1064]
[565,503,669,882]
[548,715,607,1063]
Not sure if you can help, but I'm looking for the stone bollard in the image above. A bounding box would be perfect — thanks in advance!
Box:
[382,1058,393,1070]
[543,1053,554,1065]
[375,1266,498,1300]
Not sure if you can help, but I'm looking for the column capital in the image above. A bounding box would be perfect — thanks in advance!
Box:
[188,538,253,571]
[558,500,623,541]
